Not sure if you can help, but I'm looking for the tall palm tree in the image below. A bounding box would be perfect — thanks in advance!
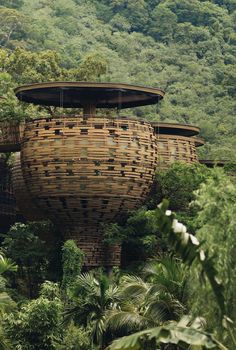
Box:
[106,257,189,336]
[143,256,189,308]
[64,272,120,349]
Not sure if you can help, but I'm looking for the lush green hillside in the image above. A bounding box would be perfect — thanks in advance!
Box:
[0,0,235,160]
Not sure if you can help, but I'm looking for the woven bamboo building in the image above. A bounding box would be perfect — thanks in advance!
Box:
[12,82,206,267]
[0,121,22,153]
[152,122,204,168]
[11,152,45,222]
[14,82,165,267]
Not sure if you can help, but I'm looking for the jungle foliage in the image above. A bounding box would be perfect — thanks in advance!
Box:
[0,0,235,160]
[0,0,235,349]
[0,164,234,349]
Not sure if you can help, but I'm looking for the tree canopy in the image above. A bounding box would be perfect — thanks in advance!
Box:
[0,0,235,160]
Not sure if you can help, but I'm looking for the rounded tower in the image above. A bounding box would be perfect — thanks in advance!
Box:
[151,122,204,169]
[15,82,164,267]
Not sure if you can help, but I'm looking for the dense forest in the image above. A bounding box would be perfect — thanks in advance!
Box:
[0,0,236,159]
[0,0,235,349]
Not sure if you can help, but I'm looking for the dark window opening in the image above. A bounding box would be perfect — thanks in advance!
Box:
[67,123,75,129]
[66,170,74,176]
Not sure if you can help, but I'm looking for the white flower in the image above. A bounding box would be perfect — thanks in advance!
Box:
[182,231,189,244]
[200,250,205,261]
[165,210,172,216]
[189,234,200,246]
[172,219,187,234]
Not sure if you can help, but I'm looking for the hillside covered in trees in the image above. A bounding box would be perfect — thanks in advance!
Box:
[0,0,236,160]
[0,1,236,349]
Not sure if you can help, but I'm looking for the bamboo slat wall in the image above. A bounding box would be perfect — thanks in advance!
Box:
[0,121,23,152]
[21,116,157,266]
[11,152,45,221]
[155,134,199,169]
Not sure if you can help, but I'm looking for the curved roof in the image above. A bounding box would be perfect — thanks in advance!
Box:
[194,137,205,147]
[151,122,200,136]
[15,82,165,108]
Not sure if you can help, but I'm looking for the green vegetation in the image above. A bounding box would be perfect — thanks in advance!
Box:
[0,164,235,349]
[0,0,235,349]
[0,0,235,159]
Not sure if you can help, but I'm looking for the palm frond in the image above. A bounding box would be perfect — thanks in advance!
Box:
[0,292,16,314]
[144,257,189,302]
[107,317,227,350]
[0,255,17,275]
[106,310,150,333]
[119,275,150,301]
[0,324,13,350]
[72,272,98,297]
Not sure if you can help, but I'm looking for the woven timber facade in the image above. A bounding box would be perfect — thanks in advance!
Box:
[152,123,204,169]
[155,134,200,168]
[9,82,206,268]
[8,118,204,267]
[20,116,157,266]
[0,121,23,152]
[11,152,45,221]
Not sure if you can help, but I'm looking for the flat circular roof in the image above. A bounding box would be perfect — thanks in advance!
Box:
[151,122,200,136]
[194,137,205,147]
[15,82,165,108]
